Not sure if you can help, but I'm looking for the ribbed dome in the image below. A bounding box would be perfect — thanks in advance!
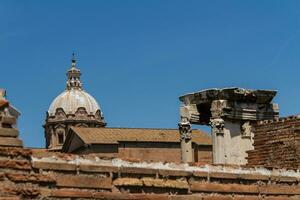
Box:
[47,54,102,117]
[48,89,101,116]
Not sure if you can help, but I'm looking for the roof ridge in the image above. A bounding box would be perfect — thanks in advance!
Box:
[73,127,203,131]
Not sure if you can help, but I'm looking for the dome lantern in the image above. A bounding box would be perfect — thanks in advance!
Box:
[66,53,82,90]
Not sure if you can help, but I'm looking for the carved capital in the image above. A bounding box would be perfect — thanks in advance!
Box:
[210,118,225,136]
[178,120,192,141]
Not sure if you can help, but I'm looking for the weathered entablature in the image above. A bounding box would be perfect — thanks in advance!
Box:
[179,88,279,165]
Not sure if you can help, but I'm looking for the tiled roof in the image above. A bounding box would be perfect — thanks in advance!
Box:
[70,127,211,145]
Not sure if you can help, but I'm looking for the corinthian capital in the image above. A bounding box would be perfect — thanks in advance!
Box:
[178,119,192,141]
[210,118,225,136]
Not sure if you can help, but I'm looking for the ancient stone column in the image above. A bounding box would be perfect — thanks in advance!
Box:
[210,118,225,164]
[178,118,193,162]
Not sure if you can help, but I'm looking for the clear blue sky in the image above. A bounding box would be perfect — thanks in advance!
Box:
[1,0,300,147]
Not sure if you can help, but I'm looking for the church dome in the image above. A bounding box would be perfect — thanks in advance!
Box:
[47,54,102,117]
[48,89,101,116]
[44,54,106,150]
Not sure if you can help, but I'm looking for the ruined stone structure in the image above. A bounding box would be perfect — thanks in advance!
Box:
[179,88,279,165]
[44,55,106,151]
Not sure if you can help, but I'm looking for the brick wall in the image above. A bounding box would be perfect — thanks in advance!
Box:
[247,116,300,169]
[0,146,299,199]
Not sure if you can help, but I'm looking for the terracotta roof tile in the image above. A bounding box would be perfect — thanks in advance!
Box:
[70,127,211,145]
